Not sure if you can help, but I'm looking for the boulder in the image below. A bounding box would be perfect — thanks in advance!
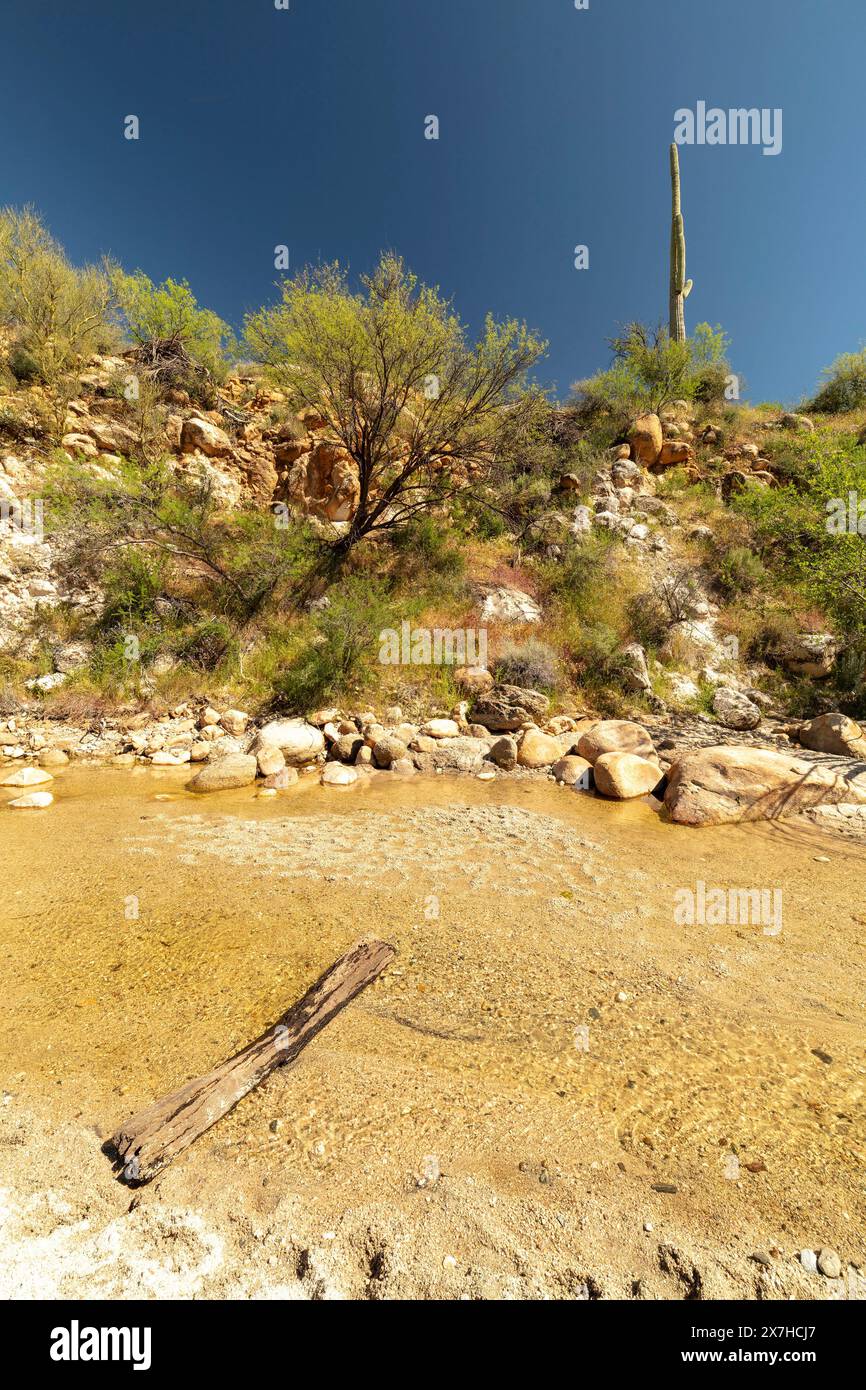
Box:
[1,766,53,787]
[255,720,325,765]
[629,414,663,467]
[779,412,814,432]
[488,736,518,770]
[517,727,562,768]
[219,709,249,735]
[331,733,363,763]
[321,763,359,787]
[188,753,257,793]
[423,736,490,773]
[664,745,866,826]
[653,440,693,470]
[180,416,233,457]
[798,712,866,758]
[419,718,460,739]
[769,632,838,678]
[712,687,762,731]
[594,752,662,800]
[7,791,53,808]
[372,735,408,769]
[551,755,592,788]
[256,743,287,777]
[577,719,655,764]
[471,684,550,732]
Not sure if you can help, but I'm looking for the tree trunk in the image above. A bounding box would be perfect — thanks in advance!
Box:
[106,938,396,1185]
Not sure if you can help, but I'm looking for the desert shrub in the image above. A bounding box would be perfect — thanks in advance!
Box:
[174,618,234,671]
[0,207,114,388]
[810,348,866,413]
[571,321,731,422]
[274,576,395,711]
[493,638,559,690]
[716,545,766,596]
[99,549,165,631]
[110,268,236,384]
[391,513,467,583]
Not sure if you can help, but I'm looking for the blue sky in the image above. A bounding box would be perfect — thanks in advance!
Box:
[2,0,863,405]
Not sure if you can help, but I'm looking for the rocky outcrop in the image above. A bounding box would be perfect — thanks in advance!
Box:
[664,745,866,825]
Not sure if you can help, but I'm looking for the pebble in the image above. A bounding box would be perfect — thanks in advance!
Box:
[751,1250,773,1267]
[651,1183,678,1194]
[442,1254,457,1269]
[817,1247,842,1279]
[799,1248,817,1273]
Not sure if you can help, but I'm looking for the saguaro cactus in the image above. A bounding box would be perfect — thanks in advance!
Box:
[669,143,693,343]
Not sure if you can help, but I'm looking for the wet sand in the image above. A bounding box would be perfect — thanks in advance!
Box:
[1,766,864,1299]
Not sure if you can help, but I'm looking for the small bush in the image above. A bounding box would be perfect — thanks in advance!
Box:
[275,576,394,711]
[716,545,766,597]
[493,639,559,691]
[810,348,866,413]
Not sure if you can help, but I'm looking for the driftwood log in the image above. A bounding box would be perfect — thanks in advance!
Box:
[107,938,395,1185]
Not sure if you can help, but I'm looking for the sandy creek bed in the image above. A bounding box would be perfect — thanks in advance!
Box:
[0,765,863,1299]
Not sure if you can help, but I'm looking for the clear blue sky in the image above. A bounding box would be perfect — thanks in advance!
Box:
[2,0,863,405]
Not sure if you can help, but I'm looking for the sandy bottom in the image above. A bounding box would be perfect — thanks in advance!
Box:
[0,765,864,1300]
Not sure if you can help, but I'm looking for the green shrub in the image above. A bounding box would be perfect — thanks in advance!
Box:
[716,545,766,597]
[571,321,731,422]
[110,268,236,383]
[810,348,866,413]
[275,576,395,711]
[0,206,115,388]
[100,549,165,631]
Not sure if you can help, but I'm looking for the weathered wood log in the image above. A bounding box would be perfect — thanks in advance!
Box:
[107,938,395,1185]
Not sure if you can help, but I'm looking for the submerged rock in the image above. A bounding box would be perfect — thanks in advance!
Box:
[1,766,54,787]
[7,790,53,808]
[188,753,257,793]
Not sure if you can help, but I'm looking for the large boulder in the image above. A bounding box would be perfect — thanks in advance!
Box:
[188,753,257,792]
[282,441,359,523]
[517,727,562,768]
[770,633,839,678]
[419,736,490,773]
[798,712,866,758]
[255,720,325,765]
[629,413,663,467]
[594,752,662,800]
[664,745,866,826]
[471,684,550,732]
[712,687,762,731]
[180,416,233,458]
[577,719,655,764]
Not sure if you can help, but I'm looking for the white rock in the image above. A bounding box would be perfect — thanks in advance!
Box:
[0,766,53,787]
[8,791,53,808]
